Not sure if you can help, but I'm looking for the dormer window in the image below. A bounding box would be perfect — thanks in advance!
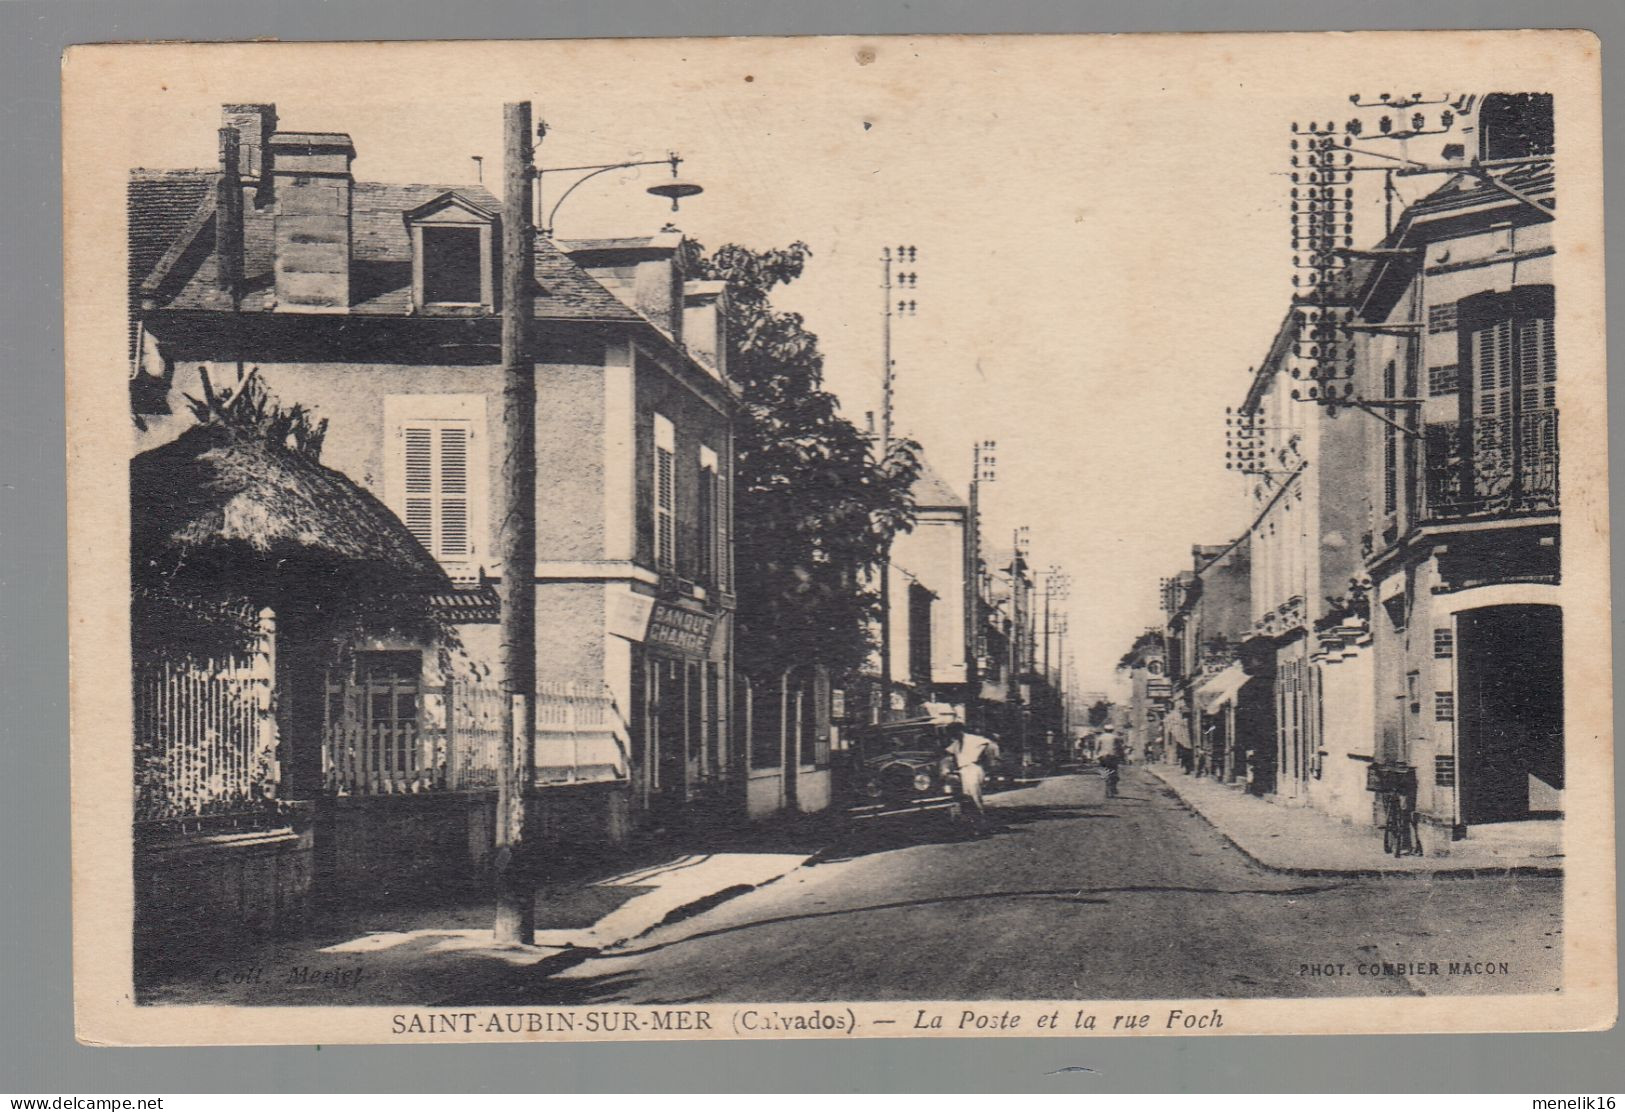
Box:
[404,192,495,314]
[422,227,482,304]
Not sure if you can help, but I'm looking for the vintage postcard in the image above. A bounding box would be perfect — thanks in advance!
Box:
[66,31,1614,1045]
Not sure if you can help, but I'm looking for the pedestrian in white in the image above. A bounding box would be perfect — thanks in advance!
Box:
[944,724,997,827]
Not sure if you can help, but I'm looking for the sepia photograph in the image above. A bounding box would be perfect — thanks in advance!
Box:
[63,30,1613,1045]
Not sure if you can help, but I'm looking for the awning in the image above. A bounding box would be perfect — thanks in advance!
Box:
[1195,663,1250,714]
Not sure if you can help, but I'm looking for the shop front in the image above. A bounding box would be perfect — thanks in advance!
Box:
[623,593,730,826]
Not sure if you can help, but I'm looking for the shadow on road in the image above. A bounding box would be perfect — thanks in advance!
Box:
[813,801,1121,865]
[447,872,1362,1006]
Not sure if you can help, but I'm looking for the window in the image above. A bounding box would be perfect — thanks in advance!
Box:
[698,446,719,588]
[1433,628,1454,659]
[421,227,483,304]
[1428,364,1460,396]
[653,414,676,572]
[1428,303,1458,335]
[908,582,934,686]
[405,193,496,313]
[744,676,778,770]
[1446,285,1558,516]
[351,651,422,783]
[1383,360,1399,515]
[719,449,732,592]
[705,661,722,777]
[1435,753,1457,787]
[385,395,487,571]
[1435,691,1455,722]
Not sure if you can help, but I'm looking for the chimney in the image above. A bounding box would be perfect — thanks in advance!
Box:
[631,230,685,343]
[682,280,728,378]
[562,231,685,341]
[268,131,355,313]
[222,104,278,200]
[215,127,243,304]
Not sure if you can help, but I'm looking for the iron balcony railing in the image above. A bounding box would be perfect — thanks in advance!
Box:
[1423,410,1559,521]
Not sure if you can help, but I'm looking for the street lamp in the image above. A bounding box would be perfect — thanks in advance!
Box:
[532,119,704,238]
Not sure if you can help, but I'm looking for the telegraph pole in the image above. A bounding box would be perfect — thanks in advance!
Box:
[965,439,995,729]
[1011,526,1030,763]
[877,244,917,721]
[1042,566,1071,683]
[495,101,537,946]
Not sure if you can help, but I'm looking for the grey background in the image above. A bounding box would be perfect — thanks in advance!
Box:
[2,0,1620,1093]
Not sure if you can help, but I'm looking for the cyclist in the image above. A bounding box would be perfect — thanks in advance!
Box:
[1099,749,1122,798]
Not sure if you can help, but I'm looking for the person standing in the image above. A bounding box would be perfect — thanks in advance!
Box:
[944,723,996,827]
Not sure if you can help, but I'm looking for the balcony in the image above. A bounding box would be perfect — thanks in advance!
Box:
[1424,411,1559,521]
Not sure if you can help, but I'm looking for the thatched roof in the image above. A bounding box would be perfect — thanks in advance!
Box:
[132,422,450,595]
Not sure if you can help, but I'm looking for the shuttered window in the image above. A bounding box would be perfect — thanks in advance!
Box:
[401,423,472,558]
[654,414,676,572]
[1382,360,1398,514]
[1474,318,1515,419]
[698,461,716,586]
[720,457,732,591]
[385,395,486,572]
[1455,286,1557,512]
[698,444,724,590]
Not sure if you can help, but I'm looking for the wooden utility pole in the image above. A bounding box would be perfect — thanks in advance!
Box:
[495,100,537,945]
[965,439,995,730]
[877,247,895,721]
[875,244,916,722]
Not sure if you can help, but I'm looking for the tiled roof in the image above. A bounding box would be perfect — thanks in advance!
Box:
[910,457,965,509]
[129,175,640,323]
[429,583,501,624]
[128,170,213,352]
[1409,159,1555,217]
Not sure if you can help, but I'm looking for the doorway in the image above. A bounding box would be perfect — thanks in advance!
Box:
[1456,604,1563,823]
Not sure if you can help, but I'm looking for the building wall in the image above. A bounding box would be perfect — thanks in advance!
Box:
[631,343,733,584]
[537,345,609,563]
[1359,196,1560,833]
[1307,628,1376,824]
[891,509,968,686]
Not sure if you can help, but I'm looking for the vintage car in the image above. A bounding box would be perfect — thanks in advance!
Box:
[856,747,960,803]
[844,718,962,816]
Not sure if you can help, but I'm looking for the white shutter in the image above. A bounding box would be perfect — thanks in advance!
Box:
[699,445,720,588]
[402,426,435,552]
[386,396,486,571]
[654,414,676,572]
[1475,319,1513,418]
[439,426,469,556]
[721,455,732,591]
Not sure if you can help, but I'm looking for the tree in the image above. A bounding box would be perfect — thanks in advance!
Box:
[679,240,921,679]
[1087,700,1112,729]
[1116,629,1165,672]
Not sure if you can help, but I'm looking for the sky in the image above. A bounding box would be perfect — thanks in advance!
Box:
[90,34,1529,699]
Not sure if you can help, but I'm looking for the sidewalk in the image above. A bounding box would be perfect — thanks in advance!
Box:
[141,815,831,1007]
[1145,765,1563,877]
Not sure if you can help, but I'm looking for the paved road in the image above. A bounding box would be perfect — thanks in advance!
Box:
[523,768,1562,1004]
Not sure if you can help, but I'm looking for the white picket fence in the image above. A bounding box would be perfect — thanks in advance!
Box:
[322,678,629,797]
[133,609,279,821]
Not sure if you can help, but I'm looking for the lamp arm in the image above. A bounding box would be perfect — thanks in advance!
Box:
[541,164,634,236]
[537,157,677,236]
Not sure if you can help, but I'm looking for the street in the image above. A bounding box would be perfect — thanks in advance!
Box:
[521,768,1561,1005]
